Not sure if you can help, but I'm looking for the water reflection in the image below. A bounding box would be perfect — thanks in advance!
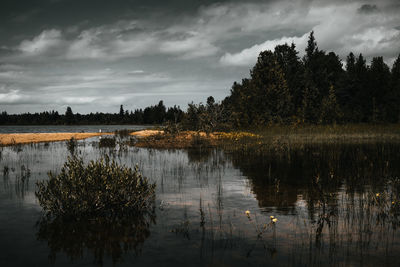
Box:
[36,212,156,266]
[1,139,400,266]
[226,143,400,213]
[221,142,400,265]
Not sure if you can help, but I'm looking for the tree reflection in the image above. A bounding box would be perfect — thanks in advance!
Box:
[36,211,156,266]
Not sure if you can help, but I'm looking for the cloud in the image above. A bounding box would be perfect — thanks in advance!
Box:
[0,64,26,71]
[18,29,63,55]
[59,96,98,105]
[2,0,400,113]
[66,30,106,59]
[15,19,219,61]
[0,65,174,108]
[357,4,379,14]
[341,27,400,57]
[159,32,219,59]
[0,88,29,104]
[12,1,311,62]
[220,35,307,66]
[219,1,400,66]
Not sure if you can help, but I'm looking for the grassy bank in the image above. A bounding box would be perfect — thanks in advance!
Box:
[134,124,400,149]
[1,124,398,148]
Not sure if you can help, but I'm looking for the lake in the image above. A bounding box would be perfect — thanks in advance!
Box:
[1,136,400,266]
[0,125,149,134]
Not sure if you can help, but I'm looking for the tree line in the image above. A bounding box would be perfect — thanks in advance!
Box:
[1,32,399,128]
[0,101,184,125]
[184,32,400,131]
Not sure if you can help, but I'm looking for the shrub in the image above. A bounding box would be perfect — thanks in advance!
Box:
[164,121,181,136]
[35,156,156,218]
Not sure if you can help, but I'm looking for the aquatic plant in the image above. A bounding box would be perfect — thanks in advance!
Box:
[99,137,116,148]
[35,156,156,218]
[190,133,211,148]
[3,166,9,176]
[114,129,134,138]
[66,137,77,154]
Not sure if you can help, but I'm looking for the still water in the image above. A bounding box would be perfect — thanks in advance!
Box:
[0,125,149,133]
[1,137,400,266]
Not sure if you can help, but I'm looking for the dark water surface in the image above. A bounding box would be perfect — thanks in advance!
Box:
[0,125,149,133]
[1,138,400,266]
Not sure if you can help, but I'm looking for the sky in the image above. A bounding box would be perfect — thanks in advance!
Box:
[0,0,399,114]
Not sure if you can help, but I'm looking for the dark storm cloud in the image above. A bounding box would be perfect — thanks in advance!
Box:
[0,0,399,113]
[357,4,379,14]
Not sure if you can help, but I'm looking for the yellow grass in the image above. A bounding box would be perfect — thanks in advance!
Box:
[0,132,108,146]
[133,125,400,149]
[130,130,163,137]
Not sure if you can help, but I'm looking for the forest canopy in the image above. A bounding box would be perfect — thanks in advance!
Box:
[183,32,400,130]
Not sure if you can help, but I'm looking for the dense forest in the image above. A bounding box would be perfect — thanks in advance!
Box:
[1,32,399,129]
[185,32,400,131]
[0,101,184,125]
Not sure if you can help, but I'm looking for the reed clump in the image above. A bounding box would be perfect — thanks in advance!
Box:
[99,136,116,148]
[135,131,217,149]
[115,129,134,138]
[35,156,156,218]
[66,137,77,154]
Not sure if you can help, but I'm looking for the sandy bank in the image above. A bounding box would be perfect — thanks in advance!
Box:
[130,130,163,137]
[0,132,108,146]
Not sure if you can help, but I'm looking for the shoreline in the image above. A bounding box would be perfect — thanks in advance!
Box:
[0,130,163,146]
[1,126,400,147]
[0,132,109,146]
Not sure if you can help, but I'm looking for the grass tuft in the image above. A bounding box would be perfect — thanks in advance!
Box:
[35,156,156,218]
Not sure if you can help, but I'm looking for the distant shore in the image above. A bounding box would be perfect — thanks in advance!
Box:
[1,125,400,147]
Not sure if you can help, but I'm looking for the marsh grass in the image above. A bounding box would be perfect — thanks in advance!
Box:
[114,129,134,138]
[66,137,77,155]
[14,165,31,198]
[3,166,9,176]
[98,136,116,148]
[219,124,400,153]
[135,131,216,149]
[133,124,400,152]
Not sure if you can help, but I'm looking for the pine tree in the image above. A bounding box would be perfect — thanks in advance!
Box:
[367,57,391,121]
[250,50,293,123]
[305,31,317,64]
[301,79,320,123]
[274,43,305,114]
[302,32,324,123]
[337,52,357,121]
[119,105,124,122]
[65,106,74,125]
[387,54,400,122]
[320,85,342,124]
